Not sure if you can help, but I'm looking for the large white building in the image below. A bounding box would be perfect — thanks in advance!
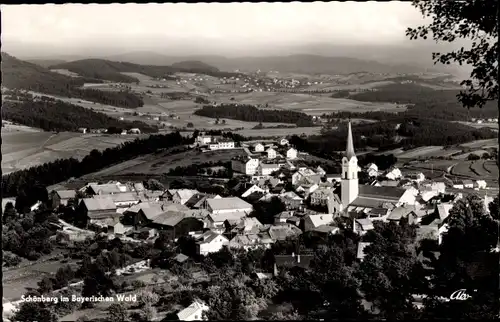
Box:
[209,139,235,150]
[286,148,298,160]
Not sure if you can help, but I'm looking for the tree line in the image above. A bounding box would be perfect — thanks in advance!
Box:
[326,83,498,121]
[194,104,316,127]
[2,132,191,210]
[2,98,157,133]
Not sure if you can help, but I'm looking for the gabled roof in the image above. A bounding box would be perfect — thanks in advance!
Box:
[267,223,302,240]
[88,183,123,195]
[81,197,116,211]
[151,212,186,226]
[55,190,77,200]
[177,300,209,321]
[306,214,335,228]
[279,191,303,200]
[357,242,371,260]
[197,230,228,244]
[208,211,247,224]
[437,203,453,221]
[96,192,138,203]
[355,218,374,230]
[207,197,252,211]
[175,189,199,201]
[358,185,406,201]
[387,205,416,221]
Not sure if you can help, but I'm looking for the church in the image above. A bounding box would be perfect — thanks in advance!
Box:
[328,122,416,216]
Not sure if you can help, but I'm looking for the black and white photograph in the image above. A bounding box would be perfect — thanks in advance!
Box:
[1,1,498,321]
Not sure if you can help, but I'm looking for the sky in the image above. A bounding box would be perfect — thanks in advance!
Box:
[1,2,432,56]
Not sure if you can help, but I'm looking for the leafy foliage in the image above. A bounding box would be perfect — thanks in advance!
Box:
[406,0,498,109]
[2,98,157,132]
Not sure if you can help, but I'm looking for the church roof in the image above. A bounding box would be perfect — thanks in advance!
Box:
[345,121,356,160]
[358,185,406,201]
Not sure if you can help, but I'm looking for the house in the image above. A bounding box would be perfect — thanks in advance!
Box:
[266,148,277,159]
[475,180,487,190]
[109,221,133,236]
[209,139,235,150]
[366,208,390,221]
[316,166,326,176]
[267,223,302,241]
[279,191,303,210]
[206,197,253,215]
[436,203,454,222]
[346,185,417,213]
[241,184,265,198]
[310,187,335,207]
[303,214,335,232]
[258,163,280,176]
[95,192,139,208]
[128,128,141,134]
[228,233,273,251]
[177,300,209,321]
[196,230,229,255]
[452,179,464,189]
[366,163,378,177]
[291,168,317,185]
[279,138,289,146]
[84,183,124,195]
[149,212,204,241]
[254,143,265,152]
[387,205,417,223]
[354,218,374,235]
[407,172,425,183]
[357,242,371,262]
[196,135,212,145]
[231,157,259,175]
[231,217,263,234]
[78,197,118,227]
[172,189,200,205]
[420,181,446,194]
[462,179,474,189]
[296,183,319,197]
[273,253,314,275]
[385,167,402,180]
[286,148,298,160]
[50,189,77,208]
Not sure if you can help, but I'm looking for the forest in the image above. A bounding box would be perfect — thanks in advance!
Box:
[327,83,498,121]
[194,104,316,126]
[290,117,497,159]
[2,132,192,210]
[1,53,144,108]
[2,98,158,133]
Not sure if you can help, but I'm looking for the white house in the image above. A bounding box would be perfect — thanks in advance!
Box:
[209,140,235,150]
[196,135,212,145]
[177,300,210,321]
[196,231,229,256]
[475,180,487,190]
[266,148,277,159]
[462,180,474,189]
[231,157,259,175]
[258,163,280,176]
[173,189,200,205]
[303,214,335,232]
[286,148,298,160]
[385,167,402,180]
[206,197,253,215]
[254,143,265,152]
[241,184,265,198]
[366,163,379,177]
[452,180,464,189]
[280,138,289,146]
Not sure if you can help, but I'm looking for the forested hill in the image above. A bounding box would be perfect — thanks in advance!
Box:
[1,53,144,108]
[290,117,497,159]
[329,83,498,121]
[49,59,239,83]
[2,97,158,133]
[194,104,316,127]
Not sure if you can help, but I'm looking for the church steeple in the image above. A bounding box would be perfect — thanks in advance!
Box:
[345,121,356,160]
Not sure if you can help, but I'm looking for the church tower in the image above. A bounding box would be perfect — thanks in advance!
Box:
[341,121,359,209]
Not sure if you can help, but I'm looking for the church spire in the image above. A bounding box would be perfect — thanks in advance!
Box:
[345,121,356,160]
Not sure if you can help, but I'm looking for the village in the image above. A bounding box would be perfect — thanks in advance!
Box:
[2,122,493,320]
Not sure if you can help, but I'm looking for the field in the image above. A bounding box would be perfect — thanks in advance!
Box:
[457,121,499,131]
[459,138,499,149]
[1,126,141,174]
[83,148,246,177]
[451,159,499,182]
[3,252,79,301]
[211,92,404,115]
[235,126,321,137]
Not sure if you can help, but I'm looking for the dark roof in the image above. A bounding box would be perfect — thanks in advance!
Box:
[274,254,315,269]
[184,193,210,208]
[345,121,356,160]
[358,185,406,201]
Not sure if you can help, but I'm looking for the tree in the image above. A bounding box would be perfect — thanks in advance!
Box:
[107,303,128,322]
[250,197,286,225]
[145,178,164,191]
[3,201,17,223]
[407,0,498,109]
[13,301,58,322]
[37,276,54,294]
[186,122,194,128]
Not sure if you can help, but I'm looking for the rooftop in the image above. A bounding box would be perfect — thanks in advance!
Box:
[207,197,252,211]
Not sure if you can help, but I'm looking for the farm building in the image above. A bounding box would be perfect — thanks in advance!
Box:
[78,197,118,227]
[196,231,229,255]
[50,189,77,208]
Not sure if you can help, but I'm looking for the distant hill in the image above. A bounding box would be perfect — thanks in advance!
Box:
[49,58,234,83]
[1,53,144,108]
[99,52,432,75]
[26,59,67,68]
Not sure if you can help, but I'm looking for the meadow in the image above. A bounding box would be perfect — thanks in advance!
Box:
[1,126,140,174]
